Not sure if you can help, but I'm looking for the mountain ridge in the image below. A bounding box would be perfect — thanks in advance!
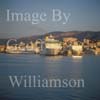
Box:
[0,31,100,45]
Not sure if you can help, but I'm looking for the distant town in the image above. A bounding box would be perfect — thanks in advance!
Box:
[0,31,100,56]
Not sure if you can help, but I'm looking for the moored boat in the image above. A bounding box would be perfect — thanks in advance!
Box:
[40,35,62,56]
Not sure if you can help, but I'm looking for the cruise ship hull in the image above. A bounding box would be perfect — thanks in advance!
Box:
[40,48,60,56]
[6,50,22,54]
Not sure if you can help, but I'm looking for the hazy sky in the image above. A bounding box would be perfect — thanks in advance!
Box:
[0,0,100,38]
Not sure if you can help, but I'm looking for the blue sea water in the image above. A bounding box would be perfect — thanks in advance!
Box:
[0,53,100,100]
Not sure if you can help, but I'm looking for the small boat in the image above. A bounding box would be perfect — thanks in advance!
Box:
[72,55,82,59]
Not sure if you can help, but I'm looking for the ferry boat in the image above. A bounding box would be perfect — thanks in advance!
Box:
[6,39,34,54]
[40,35,62,56]
[6,45,22,54]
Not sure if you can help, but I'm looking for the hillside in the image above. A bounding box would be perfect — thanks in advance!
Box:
[0,31,100,45]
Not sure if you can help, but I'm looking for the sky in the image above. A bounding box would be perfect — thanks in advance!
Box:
[0,0,100,38]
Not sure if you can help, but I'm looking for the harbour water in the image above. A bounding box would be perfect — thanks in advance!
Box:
[0,53,100,100]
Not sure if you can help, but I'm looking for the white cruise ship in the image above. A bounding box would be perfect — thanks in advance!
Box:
[40,35,62,56]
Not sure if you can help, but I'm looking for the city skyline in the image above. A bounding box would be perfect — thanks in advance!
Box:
[0,0,100,38]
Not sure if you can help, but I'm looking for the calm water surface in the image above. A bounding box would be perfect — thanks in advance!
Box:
[0,53,100,100]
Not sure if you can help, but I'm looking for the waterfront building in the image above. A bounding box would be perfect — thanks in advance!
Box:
[0,45,6,53]
[26,41,34,52]
[34,40,41,54]
[63,37,77,44]
[72,41,83,56]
